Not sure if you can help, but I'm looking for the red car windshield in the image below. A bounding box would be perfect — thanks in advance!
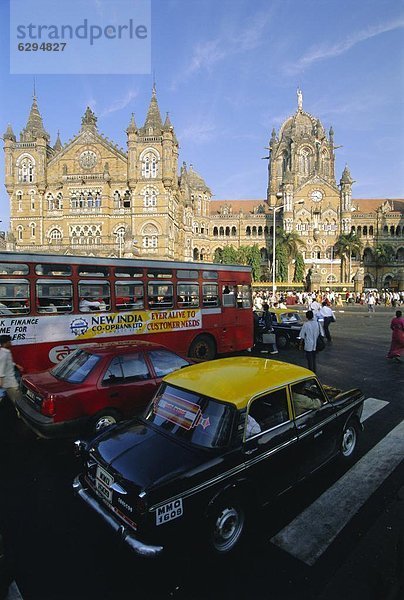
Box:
[50,349,101,383]
[144,383,234,449]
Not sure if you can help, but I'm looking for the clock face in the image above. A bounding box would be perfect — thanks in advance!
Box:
[311,190,323,202]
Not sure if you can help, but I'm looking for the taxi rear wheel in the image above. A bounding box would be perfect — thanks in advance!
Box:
[340,419,359,462]
[276,333,289,349]
[207,497,246,555]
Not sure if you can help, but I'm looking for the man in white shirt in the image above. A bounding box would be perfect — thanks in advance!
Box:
[299,310,321,373]
[320,301,335,342]
[0,335,20,406]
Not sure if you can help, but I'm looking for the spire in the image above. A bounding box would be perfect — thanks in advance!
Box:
[163,112,172,129]
[3,123,16,141]
[141,86,163,134]
[126,112,137,134]
[340,164,354,184]
[81,106,98,132]
[21,94,49,142]
[53,130,62,152]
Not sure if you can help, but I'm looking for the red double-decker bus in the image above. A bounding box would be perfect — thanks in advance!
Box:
[0,252,253,373]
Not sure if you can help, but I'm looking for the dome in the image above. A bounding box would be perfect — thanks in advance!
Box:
[279,109,321,142]
[187,164,211,192]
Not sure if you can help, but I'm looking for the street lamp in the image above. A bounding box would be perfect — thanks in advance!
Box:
[268,195,304,300]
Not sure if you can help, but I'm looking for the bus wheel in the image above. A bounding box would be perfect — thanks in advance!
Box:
[92,410,121,434]
[189,335,216,361]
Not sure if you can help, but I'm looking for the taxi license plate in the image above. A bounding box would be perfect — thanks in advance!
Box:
[95,465,113,503]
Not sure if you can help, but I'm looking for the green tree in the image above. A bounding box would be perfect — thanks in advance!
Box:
[275,228,306,283]
[221,245,239,264]
[213,248,223,263]
[335,232,362,282]
[293,252,305,283]
[245,244,261,282]
[374,243,396,288]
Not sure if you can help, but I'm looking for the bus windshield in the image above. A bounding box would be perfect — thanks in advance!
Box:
[145,383,234,449]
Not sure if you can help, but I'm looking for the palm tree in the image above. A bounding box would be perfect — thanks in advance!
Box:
[275,229,306,282]
[374,243,396,288]
[335,232,362,283]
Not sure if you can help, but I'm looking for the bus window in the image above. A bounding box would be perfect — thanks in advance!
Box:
[177,283,199,308]
[36,280,73,314]
[0,280,30,315]
[114,267,143,278]
[177,270,198,279]
[222,285,236,307]
[115,281,144,310]
[236,285,252,308]
[78,281,110,312]
[147,269,173,279]
[202,283,219,307]
[78,265,109,277]
[202,271,218,280]
[147,282,173,308]
[0,263,29,275]
[35,264,72,276]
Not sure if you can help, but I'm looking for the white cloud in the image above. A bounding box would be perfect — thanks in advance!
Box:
[171,8,274,88]
[287,17,404,74]
[99,89,138,117]
[179,120,216,143]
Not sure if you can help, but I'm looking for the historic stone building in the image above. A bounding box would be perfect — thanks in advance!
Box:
[3,88,404,290]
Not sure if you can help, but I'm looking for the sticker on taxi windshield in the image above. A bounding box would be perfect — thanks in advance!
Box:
[156,498,183,525]
[154,392,201,430]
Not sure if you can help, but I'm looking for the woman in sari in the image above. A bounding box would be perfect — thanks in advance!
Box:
[387,310,404,363]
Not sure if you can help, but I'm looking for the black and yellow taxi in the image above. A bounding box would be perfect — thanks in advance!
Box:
[73,357,364,557]
[269,307,303,348]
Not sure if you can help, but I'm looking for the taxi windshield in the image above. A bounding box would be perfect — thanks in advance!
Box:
[280,312,302,323]
[144,383,234,449]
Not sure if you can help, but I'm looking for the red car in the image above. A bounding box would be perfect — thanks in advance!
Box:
[16,341,192,439]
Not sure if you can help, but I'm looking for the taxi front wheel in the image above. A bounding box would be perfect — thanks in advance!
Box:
[340,419,359,462]
[207,497,247,555]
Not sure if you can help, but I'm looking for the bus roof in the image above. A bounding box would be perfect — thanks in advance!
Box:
[163,356,313,409]
[0,251,251,274]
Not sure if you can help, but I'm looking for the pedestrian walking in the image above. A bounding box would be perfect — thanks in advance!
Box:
[367,292,376,314]
[299,310,321,373]
[320,301,336,342]
[386,310,404,363]
[0,335,20,407]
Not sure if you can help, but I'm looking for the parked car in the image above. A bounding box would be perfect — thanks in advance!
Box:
[268,307,303,348]
[73,357,364,558]
[16,341,192,438]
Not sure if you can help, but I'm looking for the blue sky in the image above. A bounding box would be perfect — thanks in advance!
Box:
[1,0,404,229]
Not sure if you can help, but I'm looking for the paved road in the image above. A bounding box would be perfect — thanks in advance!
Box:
[0,304,403,599]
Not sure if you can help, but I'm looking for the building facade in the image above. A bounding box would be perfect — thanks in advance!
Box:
[3,88,404,290]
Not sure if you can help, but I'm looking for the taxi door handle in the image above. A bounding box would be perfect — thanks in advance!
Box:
[314,430,323,438]
[244,447,258,455]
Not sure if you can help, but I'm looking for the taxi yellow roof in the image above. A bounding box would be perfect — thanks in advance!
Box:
[164,357,312,410]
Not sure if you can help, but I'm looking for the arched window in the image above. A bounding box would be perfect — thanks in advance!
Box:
[69,224,101,246]
[16,191,23,211]
[141,150,159,179]
[30,190,35,210]
[299,148,312,175]
[143,187,158,208]
[56,193,63,210]
[246,226,251,237]
[219,227,224,237]
[17,225,23,241]
[47,193,55,211]
[142,224,159,249]
[213,227,218,237]
[225,227,230,237]
[18,155,35,182]
[30,222,36,237]
[49,228,62,243]
[231,226,237,237]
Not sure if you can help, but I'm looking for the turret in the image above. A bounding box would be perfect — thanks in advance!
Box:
[340,165,355,230]
[162,112,177,189]
[53,130,62,153]
[126,113,138,185]
[3,124,16,192]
